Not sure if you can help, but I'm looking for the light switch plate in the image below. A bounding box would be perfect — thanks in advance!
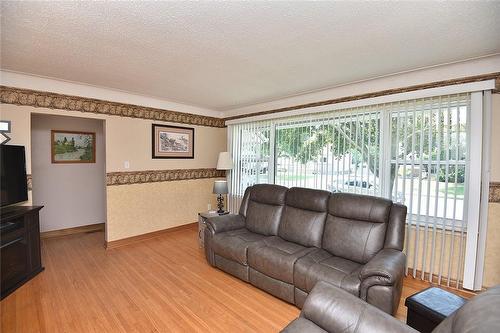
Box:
[124,161,130,169]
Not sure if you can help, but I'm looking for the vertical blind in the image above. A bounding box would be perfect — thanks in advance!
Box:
[228,93,471,288]
[389,95,469,288]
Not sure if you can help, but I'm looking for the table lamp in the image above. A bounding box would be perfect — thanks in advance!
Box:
[213,180,228,214]
[214,152,233,214]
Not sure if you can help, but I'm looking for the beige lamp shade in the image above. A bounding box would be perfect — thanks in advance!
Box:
[216,152,233,170]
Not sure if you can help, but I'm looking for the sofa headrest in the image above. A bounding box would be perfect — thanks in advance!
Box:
[249,184,287,206]
[328,193,392,223]
[287,187,330,212]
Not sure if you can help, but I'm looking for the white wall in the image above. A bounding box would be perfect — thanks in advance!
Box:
[224,54,500,117]
[1,70,223,118]
[31,114,106,232]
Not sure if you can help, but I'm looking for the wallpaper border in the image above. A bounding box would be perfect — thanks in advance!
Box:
[225,72,500,121]
[490,182,500,203]
[27,169,225,189]
[106,168,226,186]
[0,85,225,128]
[1,72,498,126]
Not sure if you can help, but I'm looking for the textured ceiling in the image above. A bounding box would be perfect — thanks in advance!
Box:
[1,1,500,111]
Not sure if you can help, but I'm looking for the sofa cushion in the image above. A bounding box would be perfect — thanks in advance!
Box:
[248,236,315,284]
[294,249,362,296]
[278,187,330,248]
[245,184,288,236]
[238,186,252,218]
[323,193,391,264]
[212,228,270,265]
[249,268,295,304]
[281,318,328,333]
[329,193,393,223]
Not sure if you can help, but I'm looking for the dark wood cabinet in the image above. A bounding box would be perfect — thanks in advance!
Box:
[1,206,44,299]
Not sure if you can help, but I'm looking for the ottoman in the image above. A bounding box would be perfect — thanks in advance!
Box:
[405,287,467,333]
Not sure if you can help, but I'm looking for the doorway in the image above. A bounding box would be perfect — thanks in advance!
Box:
[30,114,106,238]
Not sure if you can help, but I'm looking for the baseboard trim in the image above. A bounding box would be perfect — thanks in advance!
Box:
[41,223,105,239]
[105,222,197,250]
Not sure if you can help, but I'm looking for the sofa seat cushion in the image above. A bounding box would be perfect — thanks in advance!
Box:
[294,249,362,296]
[211,228,270,265]
[248,236,315,284]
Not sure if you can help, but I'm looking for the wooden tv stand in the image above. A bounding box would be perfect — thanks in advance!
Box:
[1,205,44,299]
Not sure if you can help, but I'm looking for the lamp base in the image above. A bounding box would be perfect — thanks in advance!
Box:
[217,194,225,214]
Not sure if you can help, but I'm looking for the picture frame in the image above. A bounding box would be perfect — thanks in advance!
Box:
[152,124,195,159]
[51,130,96,164]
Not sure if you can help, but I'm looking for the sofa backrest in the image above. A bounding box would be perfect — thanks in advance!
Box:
[245,184,288,236]
[433,285,500,333]
[322,193,393,264]
[278,187,330,248]
[238,186,252,218]
[384,203,407,251]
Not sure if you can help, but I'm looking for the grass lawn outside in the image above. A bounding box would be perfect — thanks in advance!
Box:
[439,183,465,198]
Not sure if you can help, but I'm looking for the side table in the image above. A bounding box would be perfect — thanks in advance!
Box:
[198,211,229,248]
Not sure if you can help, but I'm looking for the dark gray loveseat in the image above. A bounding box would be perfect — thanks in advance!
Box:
[204,184,407,314]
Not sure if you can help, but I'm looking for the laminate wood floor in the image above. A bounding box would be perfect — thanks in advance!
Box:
[1,225,472,332]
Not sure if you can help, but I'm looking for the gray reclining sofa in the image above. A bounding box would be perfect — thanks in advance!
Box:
[204,184,407,314]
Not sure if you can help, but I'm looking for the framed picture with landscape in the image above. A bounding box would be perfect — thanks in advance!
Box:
[152,124,194,159]
[51,130,96,163]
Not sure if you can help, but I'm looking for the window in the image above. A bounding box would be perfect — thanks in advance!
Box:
[230,121,272,192]
[229,94,470,231]
[389,97,468,228]
[228,92,481,289]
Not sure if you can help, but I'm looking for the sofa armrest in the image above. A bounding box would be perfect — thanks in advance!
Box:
[206,214,245,234]
[359,249,406,313]
[298,281,417,333]
[360,249,406,284]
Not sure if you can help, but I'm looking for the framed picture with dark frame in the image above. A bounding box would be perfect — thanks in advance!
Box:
[51,130,96,163]
[152,124,195,159]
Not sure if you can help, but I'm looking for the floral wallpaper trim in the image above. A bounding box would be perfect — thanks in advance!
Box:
[106,168,226,186]
[0,85,225,128]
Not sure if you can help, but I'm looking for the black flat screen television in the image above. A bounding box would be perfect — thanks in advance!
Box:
[0,145,28,207]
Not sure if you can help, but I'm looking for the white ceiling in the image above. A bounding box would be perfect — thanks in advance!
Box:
[1,1,500,112]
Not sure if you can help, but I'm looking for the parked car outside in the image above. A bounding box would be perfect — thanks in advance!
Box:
[328,178,405,204]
